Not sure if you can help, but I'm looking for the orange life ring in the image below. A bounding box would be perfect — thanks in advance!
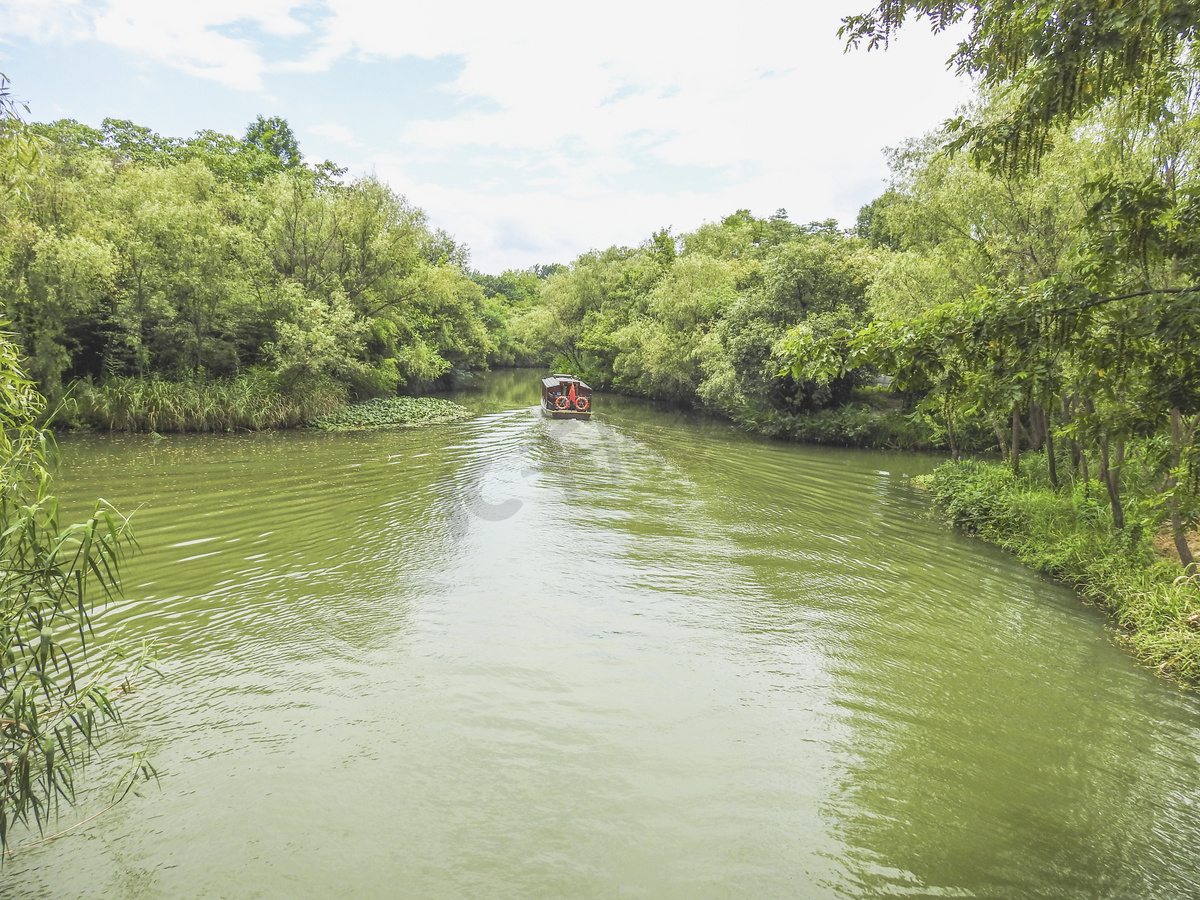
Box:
[555,395,570,410]
[575,396,589,411]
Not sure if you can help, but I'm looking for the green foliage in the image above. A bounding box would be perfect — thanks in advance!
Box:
[742,403,941,449]
[243,115,302,169]
[179,130,287,187]
[506,209,881,433]
[0,105,495,427]
[0,75,43,208]
[1,331,153,848]
[700,233,872,418]
[74,371,344,432]
[306,396,472,431]
[842,1,1200,173]
[927,458,1200,683]
[472,268,549,367]
[782,70,1200,526]
[472,268,543,308]
[854,189,905,250]
[612,254,737,402]
[510,245,662,384]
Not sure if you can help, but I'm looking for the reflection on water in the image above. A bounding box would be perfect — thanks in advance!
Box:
[7,370,1200,899]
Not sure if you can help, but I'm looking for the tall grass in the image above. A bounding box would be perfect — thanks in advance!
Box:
[71,371,346,432]
[926,458,1200,684]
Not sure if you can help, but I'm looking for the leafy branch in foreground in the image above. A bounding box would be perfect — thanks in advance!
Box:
[841,1,1200,173]
[1,330,154,851]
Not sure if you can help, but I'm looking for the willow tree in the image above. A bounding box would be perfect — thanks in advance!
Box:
[808,2,1200,559]
[0,330,155,849]
[842,1,1200,171]
[0,74,44,213]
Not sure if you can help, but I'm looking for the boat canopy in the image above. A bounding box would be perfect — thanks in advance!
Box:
[543,375,591,390]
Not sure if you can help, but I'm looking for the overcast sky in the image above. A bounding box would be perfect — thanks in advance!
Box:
[0,1,973,273]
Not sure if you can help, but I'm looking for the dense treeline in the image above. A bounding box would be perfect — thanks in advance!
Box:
[500,6,1200,584]
[4,12,1199,570]
[503,214,948,447]
[788,1,1200,573]
[0,113,538,429]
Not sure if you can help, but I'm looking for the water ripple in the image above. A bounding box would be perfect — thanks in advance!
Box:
[22,383,1200,900]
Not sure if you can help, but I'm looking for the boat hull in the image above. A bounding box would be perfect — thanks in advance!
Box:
[541,404,592,420]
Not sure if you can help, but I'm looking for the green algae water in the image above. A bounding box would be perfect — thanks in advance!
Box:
[6,370,1200,899]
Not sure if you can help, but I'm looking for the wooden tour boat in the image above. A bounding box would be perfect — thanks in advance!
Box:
[541,374,593,419]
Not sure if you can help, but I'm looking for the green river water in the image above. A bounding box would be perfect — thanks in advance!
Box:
[5,369,1200,899]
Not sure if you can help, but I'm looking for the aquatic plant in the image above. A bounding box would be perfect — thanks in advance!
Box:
[306,396,472,432]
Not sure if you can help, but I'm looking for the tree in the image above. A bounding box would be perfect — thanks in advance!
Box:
[841,1,1200,172]
[513,246,661,382]
[701,234,872,418]
[179,130,285,187]
[854,190,906,250]
[100,119,182,167]
[612,253,736,402]
[0,329,153,848]
[830,2,1200,554]
[244,116,302,169]
[0,74,42,206]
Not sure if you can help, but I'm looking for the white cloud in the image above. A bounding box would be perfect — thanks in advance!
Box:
[2,0,314,90]
[327,0,972,269]
[309,121,361,147]
[0,0,94,43]
[2,0,974,269]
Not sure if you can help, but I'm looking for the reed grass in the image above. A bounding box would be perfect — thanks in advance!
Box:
[925,458,1200,685]
[72,372,346,432]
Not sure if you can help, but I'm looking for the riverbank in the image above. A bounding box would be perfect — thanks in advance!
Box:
[925,459,1200,685]
[61,374,470,433]
[68,373,343,432]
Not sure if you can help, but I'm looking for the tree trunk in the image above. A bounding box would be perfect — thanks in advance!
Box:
[1167,407,1196,568]
[992,419,1008,455]
[1045,411,1059,490]
[1029,402,1046,451]
[1063,393,1082,476]
[944,400,959,461]
[1085,398,1124,529]
[1097,433,1125,531]
[1011,406,1021,476]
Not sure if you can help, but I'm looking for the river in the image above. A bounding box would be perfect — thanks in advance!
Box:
[6,369,1200,899]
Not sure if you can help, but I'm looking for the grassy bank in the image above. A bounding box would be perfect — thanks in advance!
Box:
[63,374,472,434]
[70,373,346,432]
[925,459,1200,685]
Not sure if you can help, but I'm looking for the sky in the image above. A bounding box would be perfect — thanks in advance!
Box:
[0,0,974,274]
